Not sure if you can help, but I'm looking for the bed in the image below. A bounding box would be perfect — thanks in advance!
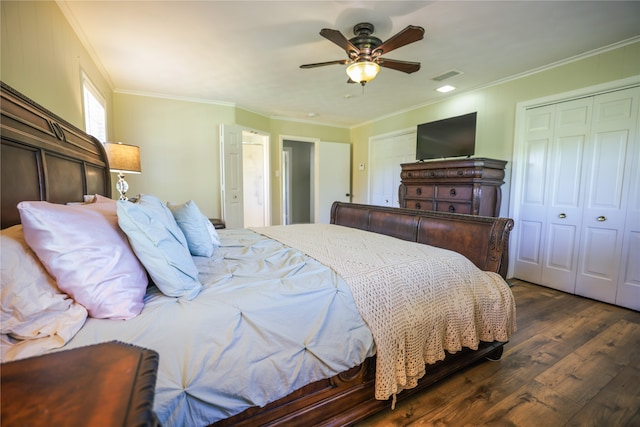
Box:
[0,81,516,427]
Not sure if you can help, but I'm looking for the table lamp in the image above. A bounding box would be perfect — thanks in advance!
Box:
[105,142,141,200]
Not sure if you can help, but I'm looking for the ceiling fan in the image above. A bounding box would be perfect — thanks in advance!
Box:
[300,22,425,86]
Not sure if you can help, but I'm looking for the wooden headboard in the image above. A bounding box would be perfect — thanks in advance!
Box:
[0,82,111,229]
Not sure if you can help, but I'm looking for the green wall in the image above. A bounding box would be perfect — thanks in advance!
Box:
[1,1,113,135]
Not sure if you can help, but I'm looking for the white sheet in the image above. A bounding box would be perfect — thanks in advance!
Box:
[57,228,375,426]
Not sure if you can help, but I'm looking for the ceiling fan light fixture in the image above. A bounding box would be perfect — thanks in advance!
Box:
[346,61,380,85]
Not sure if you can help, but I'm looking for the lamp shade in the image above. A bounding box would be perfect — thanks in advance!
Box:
[346,61,380,84]
[105,142,141,174]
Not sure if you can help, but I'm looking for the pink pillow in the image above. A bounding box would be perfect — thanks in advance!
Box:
[17,200,148,320]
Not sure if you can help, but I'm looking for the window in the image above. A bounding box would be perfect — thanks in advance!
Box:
[82,73,107,142]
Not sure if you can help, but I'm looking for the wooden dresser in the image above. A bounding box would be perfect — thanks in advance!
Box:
[399,157,507,217]
[1,341,159,426]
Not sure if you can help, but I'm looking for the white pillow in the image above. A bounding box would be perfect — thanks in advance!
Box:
[1,225,88,362]
[167,200,218,257]
[17,199,148,320]
[117,194,203,299]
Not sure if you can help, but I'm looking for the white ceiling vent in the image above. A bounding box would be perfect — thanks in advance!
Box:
[431,69,463,81]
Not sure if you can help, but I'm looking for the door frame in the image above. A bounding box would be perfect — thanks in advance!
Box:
[508,75,640,277]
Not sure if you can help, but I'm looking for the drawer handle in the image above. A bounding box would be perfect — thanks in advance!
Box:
[429,171,436,177]
[448,205,455,212]
[457,169,464,176]
[597,216,607,222]
[416,187,422,195]
[559,213,566,219]
[450,188,456,196]
[415,202,421,209]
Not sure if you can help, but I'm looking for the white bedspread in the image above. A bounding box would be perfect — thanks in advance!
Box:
[57,228,375,426]
[253,224,517,401]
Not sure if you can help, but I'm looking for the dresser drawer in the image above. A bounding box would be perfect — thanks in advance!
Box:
[435,185,473,201]
[404,199,435,211]
[404,185,434,199]
[435,201,472,214]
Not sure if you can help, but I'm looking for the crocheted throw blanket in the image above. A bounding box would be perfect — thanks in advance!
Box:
[252,224,516,401]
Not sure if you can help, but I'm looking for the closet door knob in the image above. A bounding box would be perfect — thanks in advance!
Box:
[597,216,607,222]
[558,213,566,218]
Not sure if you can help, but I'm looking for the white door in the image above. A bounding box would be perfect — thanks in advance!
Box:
[513,105,555,285]
[315,141,351,224]
[220,124,244,229]
[617,102,640,309]
[575,88,639,304]
[242,142,266,227]
[369,131,416,207]
[541,98,592,292]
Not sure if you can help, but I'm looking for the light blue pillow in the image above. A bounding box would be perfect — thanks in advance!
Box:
[117,194,202,300]
[167,200,217,257]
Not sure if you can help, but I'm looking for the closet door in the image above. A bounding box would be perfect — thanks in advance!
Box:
[514,86,639,308]
[514,98,592,292]
[575,88,640,304]
[540,98,592,293]
[513,105,555,284]
[617,104,640,310]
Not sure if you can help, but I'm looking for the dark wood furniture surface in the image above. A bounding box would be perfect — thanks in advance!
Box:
[209,218,226,229]
[0,341,159,427]
[0,82,111,229]
[399,158,507,217]
[0,81,514,427]
[330,201,513,278]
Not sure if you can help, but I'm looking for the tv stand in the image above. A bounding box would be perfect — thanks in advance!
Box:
[398,158,506,217]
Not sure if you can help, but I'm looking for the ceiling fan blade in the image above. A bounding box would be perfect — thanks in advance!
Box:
[373,25,425,56]
[319,28,360,56]
[378,58,421,74]
[300,59,349,69]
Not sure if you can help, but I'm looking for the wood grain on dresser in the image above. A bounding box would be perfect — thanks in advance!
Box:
[1,341,159,427]
[399,157,507,217]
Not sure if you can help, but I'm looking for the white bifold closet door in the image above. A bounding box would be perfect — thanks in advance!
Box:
[514,86,639,310]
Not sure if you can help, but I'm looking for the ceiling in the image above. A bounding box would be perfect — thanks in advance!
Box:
[59,1,640,128]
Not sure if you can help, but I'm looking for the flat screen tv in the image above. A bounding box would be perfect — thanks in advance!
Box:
[416,112,477,161]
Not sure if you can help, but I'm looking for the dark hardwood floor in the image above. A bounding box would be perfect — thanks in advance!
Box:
[355,279,640,427]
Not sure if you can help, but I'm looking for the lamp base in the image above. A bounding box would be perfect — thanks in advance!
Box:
[116,173,129,201]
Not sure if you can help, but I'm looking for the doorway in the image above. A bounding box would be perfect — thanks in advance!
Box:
[282,139,314,224]
[280,137,352,225]
[220,124,270,229]
[242,131,269,227]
